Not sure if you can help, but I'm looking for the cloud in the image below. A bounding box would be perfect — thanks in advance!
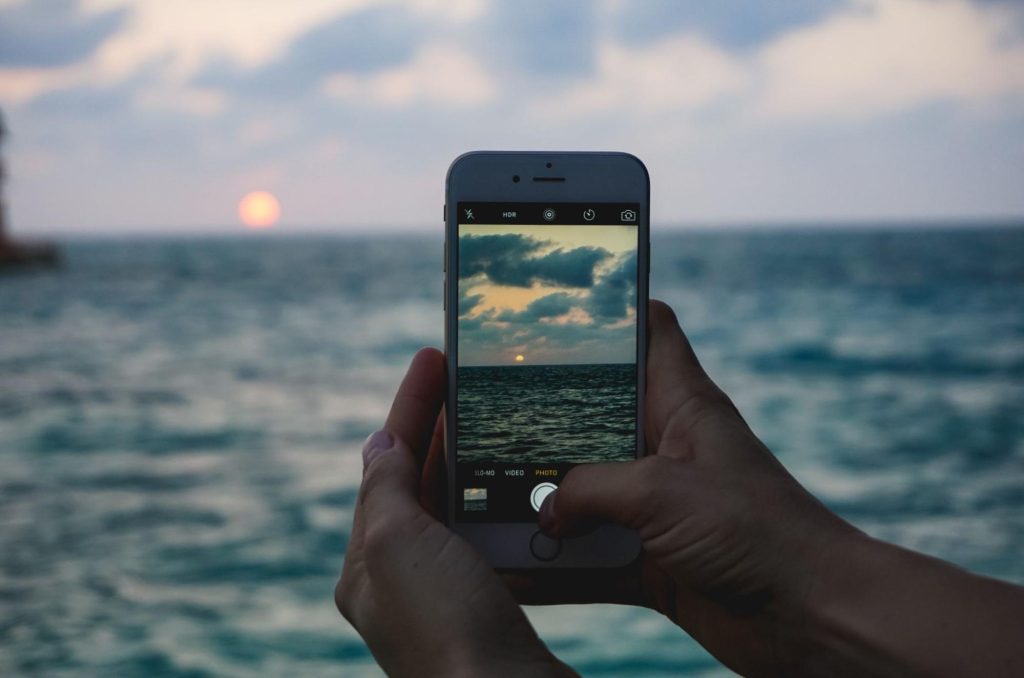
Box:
[588,252,638,321]
[279,5,421,76]
[457,231,640,365]
[4,0,1024,233]
[322,44,497,108]
[459,303,636,366]
[478,0,597,77]
[0,0,126,68]
[195,5,425,99]
[531,34,747,120]
[610,0,837,50]
[92,1,369,81]
[459,290,485,316]
[459,234,611,288]
[535,0,1024,123]
[751,0,1024,122]
[496,292,577,322]
[458,246,640,365]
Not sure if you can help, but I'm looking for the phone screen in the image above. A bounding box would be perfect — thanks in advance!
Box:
[455,202,641,523]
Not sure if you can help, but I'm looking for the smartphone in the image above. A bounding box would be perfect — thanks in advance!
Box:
[444,151,649,568]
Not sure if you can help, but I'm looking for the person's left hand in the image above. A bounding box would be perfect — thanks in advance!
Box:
[335,348,574,678]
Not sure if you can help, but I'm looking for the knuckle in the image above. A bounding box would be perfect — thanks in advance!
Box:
[685,385,731,420]
[555,463,593,505]
[357,455,393,503]
[661,386,734,451]
[637,455,674,495]
[628,456,676,525]
[639,452,674,478]
[360,519,396,563]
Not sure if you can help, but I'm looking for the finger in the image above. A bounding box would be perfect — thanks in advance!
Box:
[646,300,724,453]
[384,347,446,468]
[349,349,444,553]
[340,429,424,622]
[347,430,413,554]
[419,411,447,520]
[538,455,679,537]
[358,429,421,523]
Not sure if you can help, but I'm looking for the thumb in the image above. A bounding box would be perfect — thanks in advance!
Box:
[538,455,682,538]
[646,299,738,454]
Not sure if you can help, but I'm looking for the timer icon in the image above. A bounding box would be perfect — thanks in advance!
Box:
[583,208,596,222]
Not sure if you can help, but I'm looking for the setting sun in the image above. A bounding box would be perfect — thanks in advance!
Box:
[515,354,525,362]
[238,191,280,229]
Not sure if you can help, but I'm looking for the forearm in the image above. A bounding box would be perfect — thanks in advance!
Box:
[790,532,1024,677]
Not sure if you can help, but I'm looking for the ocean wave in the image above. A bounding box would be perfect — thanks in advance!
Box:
[749,344,1024,378]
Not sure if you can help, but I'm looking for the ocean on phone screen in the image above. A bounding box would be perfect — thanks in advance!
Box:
[1,227,1022,677]
[457,363,636,464]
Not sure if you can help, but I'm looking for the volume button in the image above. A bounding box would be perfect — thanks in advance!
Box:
[443,273,446,310]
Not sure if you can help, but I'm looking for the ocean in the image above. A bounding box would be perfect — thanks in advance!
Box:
[1,227,1022,676]
[457,363,635,464]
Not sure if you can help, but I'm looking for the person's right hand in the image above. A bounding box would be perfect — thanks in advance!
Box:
[510,300,862,675]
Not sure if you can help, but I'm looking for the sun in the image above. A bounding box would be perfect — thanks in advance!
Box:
[238,191,280,229]
[515,354,525,363]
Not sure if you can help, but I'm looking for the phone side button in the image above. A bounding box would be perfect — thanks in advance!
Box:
[529,531,562,562]
[442,274,446,310]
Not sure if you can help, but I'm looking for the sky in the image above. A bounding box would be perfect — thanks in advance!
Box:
[1,0,1024,235]
[458,223,636,366]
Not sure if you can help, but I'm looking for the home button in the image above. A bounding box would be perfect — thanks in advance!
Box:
[529,531,562,562]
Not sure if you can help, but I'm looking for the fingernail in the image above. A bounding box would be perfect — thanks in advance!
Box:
[538,492,558,535]
[362,429,394,466]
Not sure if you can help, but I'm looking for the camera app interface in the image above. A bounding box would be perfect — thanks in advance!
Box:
[456,203,639,522]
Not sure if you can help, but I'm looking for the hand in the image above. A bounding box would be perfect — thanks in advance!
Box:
[508,300,860,675]
[335,349,574,678]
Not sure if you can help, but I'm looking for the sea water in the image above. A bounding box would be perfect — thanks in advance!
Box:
[458,364,635,464]
[1,228,1022,676]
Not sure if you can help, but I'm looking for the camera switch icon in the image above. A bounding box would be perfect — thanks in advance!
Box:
[620,209,637,222]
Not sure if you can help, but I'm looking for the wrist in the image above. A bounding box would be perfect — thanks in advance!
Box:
[779,529,910,676]
[768,519,879,675]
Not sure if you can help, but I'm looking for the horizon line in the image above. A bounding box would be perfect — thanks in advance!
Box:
[7,216,1024,240]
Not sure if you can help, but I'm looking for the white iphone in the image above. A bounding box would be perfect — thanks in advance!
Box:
[444,151,650,568]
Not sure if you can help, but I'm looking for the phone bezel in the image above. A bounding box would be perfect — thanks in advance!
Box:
[444,151,650,568]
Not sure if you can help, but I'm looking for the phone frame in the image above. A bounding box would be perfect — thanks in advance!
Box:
[444,151,650,568]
